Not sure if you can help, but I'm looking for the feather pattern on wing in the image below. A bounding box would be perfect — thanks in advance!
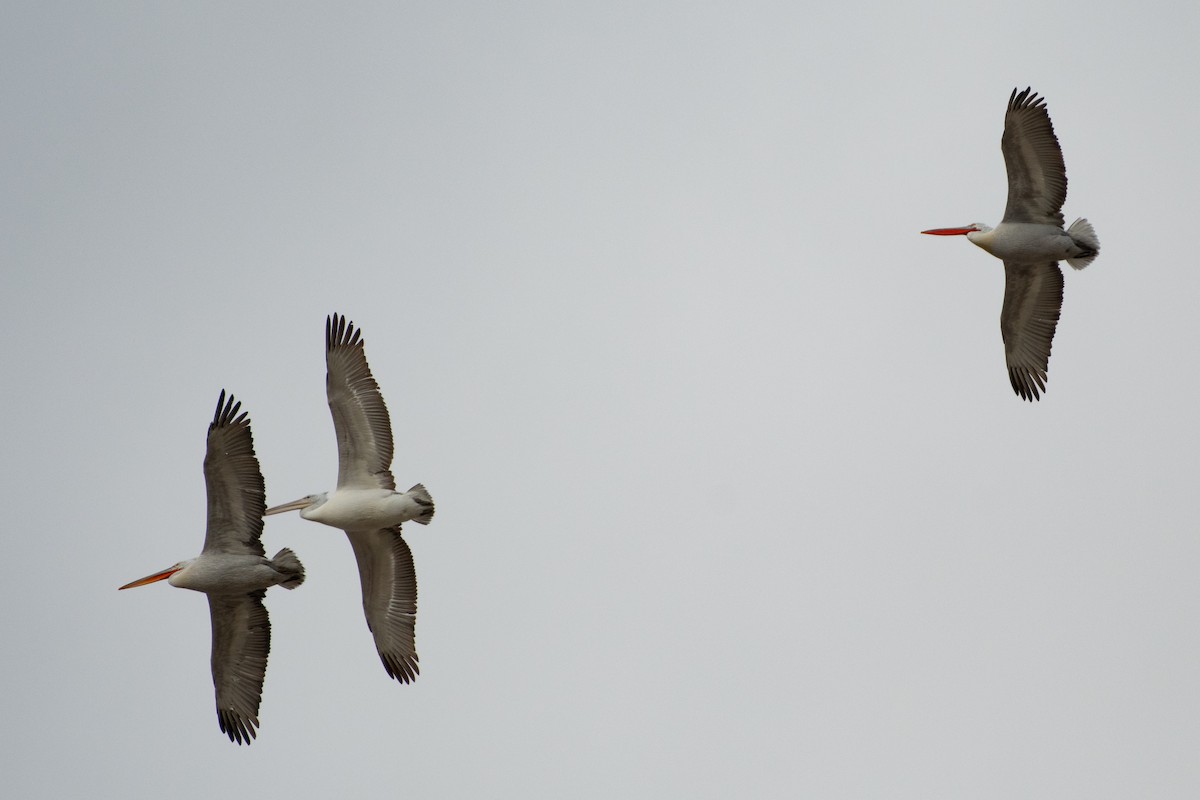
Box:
[326,314,396,491]
[209,592,270,745]
[1001,262,1064,401]
[1001,87,1068,226]
[345,526,419,683]
[202,391,266,556]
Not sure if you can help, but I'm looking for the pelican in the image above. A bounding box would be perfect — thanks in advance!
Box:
[266,314,434,683]
[119,391,305,745]
[922,87,1099,401]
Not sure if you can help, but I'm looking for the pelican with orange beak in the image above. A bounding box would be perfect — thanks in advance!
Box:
[119,391,305,744]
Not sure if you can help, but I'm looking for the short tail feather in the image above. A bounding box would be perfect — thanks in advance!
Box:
[1065,218,1099,270]
[407,483,435,525]
[272,547,306,589]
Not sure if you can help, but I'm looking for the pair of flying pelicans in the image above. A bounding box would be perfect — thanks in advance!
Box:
[120,314,434,745]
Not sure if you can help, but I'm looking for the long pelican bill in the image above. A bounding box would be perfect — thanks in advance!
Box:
[119,566,182,590]
[921,227,975,236]
[264,497,314,516]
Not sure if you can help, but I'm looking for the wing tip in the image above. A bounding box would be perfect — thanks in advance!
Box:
[381,651,420,684]
[211,389,249,431]
[1008,86,1046,112]
[217,708,260,745]
[327,312,363,351]
[1008,366,1047,402]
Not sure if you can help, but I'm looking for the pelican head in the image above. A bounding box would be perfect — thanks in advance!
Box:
[118,559,194,590]
[264,493,328,518]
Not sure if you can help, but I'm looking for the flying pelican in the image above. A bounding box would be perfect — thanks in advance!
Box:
[119,391,305,745]
[265,314,434,683]
[922,87,1099,401]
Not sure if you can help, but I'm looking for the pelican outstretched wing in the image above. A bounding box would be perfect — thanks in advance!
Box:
[1001,261,1064,401]
[346,526,419,683]
[1001,87,1068,226]
[202,391,266,556]
[209,592,270,745]
[326,314,396,492]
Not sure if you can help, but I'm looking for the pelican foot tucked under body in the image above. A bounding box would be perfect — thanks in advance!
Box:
[266,313,434,684]
[119,391,305,745]
[922,87,1100,401]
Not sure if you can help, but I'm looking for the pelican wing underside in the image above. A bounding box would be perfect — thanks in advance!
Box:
[209,592,270,745]
[202,391,266,557]
[1000,261,1064,401]
[1001,87,1068,227]
[346,526,419,683]
[326,314,396,492]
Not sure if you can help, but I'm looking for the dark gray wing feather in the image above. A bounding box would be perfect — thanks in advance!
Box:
[1001,87,1068,226]
[1001,261,1064,401]
[209,592,270,745]
[202,391,266,556]
[345,527,419,683]
[326,314,396,491]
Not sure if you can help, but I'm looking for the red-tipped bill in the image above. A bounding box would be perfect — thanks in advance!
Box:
[921,227,976,236]
[119,565,183,590]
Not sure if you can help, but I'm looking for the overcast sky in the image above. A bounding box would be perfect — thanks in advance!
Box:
[4,2,1200,797]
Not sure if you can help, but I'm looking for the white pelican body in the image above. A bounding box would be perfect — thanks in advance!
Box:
[266,314,434,684]
[966,222,1091,264]
[923,87,1099,401]
[120,391,305,745]
[152,553,302,594]
[267,485,433,531]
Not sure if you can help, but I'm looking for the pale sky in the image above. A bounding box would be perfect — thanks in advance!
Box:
[4,2,1200,797]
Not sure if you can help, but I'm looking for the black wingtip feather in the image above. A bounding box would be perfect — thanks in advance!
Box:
[327,312,365,352]
[1009,86,1047,113]
[381,652,420,684]
[1008,367,1046,402]
[210,390,250,431]
[218,709,258,745]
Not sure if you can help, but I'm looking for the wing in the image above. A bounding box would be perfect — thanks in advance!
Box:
[1000,262,1064,401]
[209,592,270,745]
[345,527,419,683]
[326,314,396,491]
[1000,87,1068,226]
[202,391,266,556]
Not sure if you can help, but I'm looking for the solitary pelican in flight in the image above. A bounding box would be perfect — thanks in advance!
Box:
[265,314,434,683]
[922,87,1099,400]
[119,391,305,745]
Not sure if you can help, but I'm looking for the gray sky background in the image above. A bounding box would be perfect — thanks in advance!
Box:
[4,2,1199,797]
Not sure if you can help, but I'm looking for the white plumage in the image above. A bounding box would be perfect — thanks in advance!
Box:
[119,391,304,745]
[266,314,434,683]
